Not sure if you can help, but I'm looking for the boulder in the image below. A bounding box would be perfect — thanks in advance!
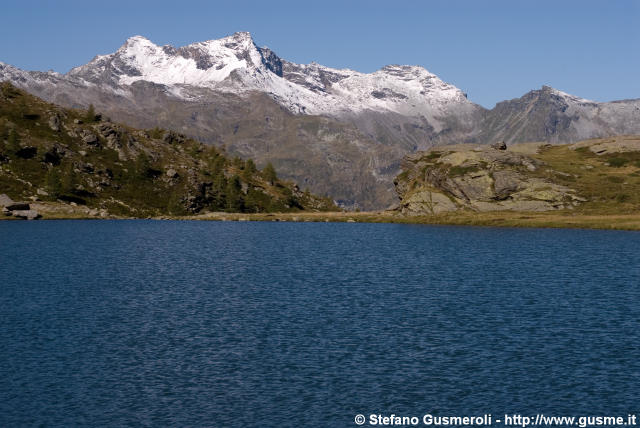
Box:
[0,194,14,207]
[12,209,40,220]
[492,170,524,199]
[162,131,185,145]
[166,168,178,178]
[491,141,507,150]
[80,130,98,145]
[48,114,60,132]
[401,189,458,214]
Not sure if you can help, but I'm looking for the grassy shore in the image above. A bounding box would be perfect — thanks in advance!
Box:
[182,210,640,230]
[4,202,640,230]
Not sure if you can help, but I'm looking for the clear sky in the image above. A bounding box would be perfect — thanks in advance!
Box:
[1,0,637,108]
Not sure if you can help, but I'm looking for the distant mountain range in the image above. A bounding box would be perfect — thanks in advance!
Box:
[2,32,639,208]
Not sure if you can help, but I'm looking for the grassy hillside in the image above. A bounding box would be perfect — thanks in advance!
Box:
[0,83,337,218]
[394,136,640,218]
[530,139,640,214]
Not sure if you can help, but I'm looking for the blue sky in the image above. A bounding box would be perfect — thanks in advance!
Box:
[0,0,637,107]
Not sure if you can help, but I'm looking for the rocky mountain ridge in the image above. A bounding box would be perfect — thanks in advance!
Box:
[2,32,639,209]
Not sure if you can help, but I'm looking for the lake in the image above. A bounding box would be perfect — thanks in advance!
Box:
[1,220,639,427]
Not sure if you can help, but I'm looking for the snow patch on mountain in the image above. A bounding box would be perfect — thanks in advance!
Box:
[61,32,476,119]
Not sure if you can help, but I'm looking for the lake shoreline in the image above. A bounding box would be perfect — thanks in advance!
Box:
[4,204,640,231]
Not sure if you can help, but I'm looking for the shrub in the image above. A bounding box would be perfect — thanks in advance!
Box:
[448,165,480,177]
[608,157,628,168]
[615,194,630,203]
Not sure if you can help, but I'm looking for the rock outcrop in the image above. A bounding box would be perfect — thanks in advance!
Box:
[0,194,40,219]
[394,144,586,214]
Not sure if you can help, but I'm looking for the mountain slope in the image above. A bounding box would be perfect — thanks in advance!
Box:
[478,86,640,144]
[1,32,639,209]
[0,83,336,218]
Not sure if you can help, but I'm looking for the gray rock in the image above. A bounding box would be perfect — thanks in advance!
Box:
[396,146,584,213]
[492,170,524,199]
[80,130,98,145]
[48,114,60,132]
[491,141,507,150]
[0,194,14,207]
[166,168,178,178]
[12,209,40,220]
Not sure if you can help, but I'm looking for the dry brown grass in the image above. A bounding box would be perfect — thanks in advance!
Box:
[182,210,640,230]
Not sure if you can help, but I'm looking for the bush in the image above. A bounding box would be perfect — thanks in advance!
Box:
[615,194,630,203]
[608,157,628,168]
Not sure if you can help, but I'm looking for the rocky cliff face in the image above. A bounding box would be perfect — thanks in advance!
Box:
[1,33,639,209]
[394,143,586,214]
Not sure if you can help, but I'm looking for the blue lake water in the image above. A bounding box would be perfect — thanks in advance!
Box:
[1,220,639,427]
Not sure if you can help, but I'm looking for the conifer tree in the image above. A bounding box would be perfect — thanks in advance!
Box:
[225,175,243,212]
[263,162,277,185]
[85,104,96,123]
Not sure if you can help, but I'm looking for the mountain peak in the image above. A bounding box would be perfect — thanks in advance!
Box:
[230,31,253,40]
[121,35,155,49]
[56,32,473,115]
[540,85,595,104]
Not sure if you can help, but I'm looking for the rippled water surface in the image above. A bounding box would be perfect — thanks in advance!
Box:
[1,220,639,427]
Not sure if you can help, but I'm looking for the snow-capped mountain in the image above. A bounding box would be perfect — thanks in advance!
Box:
[1,31,639,209]
[60,32,476,122]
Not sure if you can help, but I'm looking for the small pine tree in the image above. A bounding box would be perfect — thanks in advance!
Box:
[232,156,244,170]
[209,170,224,209]
[45,167,63,198]
[225,175,243,212]
[85,104,96,123]
[245,159,257,174]
[210,155,226,176]
[242,159,257,181]
[60,163,77,195]
[263,162,277,185]
[244,187,264,213]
